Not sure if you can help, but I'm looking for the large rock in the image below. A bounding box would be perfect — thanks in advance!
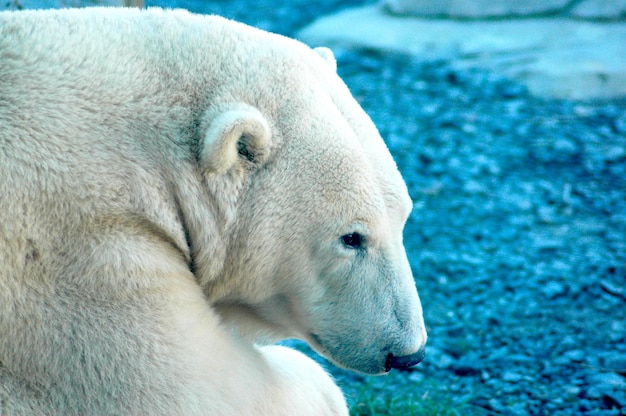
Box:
[570,0,626,20]
[383,0,569,18]
[383,0,626,20]
[298,5,626,99]
[2,0,142,9]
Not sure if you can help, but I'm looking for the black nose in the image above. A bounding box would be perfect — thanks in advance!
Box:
[385,346,426,372]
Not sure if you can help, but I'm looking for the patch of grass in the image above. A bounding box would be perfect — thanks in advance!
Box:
[347,376,473,416]
[278,340,479,415]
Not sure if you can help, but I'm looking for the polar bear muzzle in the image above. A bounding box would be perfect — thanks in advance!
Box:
[385,345,426,372]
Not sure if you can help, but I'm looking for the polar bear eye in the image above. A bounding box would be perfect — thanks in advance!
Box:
[341,233,363,249]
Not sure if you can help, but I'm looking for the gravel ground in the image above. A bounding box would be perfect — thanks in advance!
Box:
[141,1,626,414]
[340,53,626,415]
[8,0,622,413]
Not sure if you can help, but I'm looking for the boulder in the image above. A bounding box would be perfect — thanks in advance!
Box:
[299,5,626,99]
[383,0,626,20]
[383,0,569,19]
[570,0,626,20]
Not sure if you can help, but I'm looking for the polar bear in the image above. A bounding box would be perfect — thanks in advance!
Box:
[0,7,427,415]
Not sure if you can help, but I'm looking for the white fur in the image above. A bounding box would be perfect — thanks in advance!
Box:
[314,46,338,72]
[0,7,426,415]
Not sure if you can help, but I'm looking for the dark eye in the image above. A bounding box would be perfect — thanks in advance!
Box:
[341,233,363,249]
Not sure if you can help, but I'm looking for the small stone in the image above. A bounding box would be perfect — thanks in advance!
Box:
[502,371,523,382]
[600,352,626,372]
[509,195,533,211]
[586,372,626,396]
[427,346,455,369]
[600,280,626,301]
[533,236,564,250]
[614,114,626,134]
[565,385,582,396]
[537,205,560,224]
[554,138,579,154]
[609,321,626,342]
[542,281,566,298]
[577,399,594,412]
[553,355,571,366]
[606,390,626,408]
[452,360,482,376]
[564,349,586,362]
[509,402,529,416]
[408,370,425,383]
[461,253,485,265]
[604,145,625,162]
[463,180,486,194]
[487,398,506,413]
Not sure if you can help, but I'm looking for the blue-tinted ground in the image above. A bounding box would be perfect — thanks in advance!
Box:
[4,0,626,414]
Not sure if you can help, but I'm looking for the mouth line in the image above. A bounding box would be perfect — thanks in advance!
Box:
[385,346,426,372]
[309,332,423,375]
[307,333,326,352]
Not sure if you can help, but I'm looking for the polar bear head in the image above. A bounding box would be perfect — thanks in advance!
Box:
[195,30,426,375]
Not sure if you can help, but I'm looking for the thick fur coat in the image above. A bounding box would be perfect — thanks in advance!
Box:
[0,8,426,415]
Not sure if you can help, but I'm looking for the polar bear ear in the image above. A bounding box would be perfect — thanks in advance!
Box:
[200,104,272,175]
[314,47,337,72]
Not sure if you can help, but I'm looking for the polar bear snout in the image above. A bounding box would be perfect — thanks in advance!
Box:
[385,345,426,372]
[381,309,427,373]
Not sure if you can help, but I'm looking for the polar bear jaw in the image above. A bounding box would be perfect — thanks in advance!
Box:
[203,91,427,374]
[211,165,428,374]
[191,38,429,373]
[297,218,428,375]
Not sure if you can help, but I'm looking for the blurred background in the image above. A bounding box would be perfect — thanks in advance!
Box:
[3,1,625,415]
